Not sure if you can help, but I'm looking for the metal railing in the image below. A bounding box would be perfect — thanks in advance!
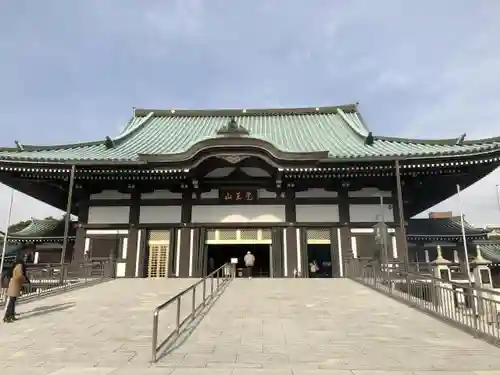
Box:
[345,259,500,346]
[151,263,234,363]
[1,260,115,305]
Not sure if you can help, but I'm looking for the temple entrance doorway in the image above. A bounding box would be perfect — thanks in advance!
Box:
[307,244,333,278]
[205,228,272,277]
[303,228,335,278]
[206,244,270,277]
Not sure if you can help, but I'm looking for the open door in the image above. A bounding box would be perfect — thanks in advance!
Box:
[271,228,283,277]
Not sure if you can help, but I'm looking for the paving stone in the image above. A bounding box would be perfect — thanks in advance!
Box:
[2,278,500,373]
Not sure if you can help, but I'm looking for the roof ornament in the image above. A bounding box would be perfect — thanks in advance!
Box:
[216,117,249,136]
[104,136,115,149]
[455,133,466,145]
[364,132,374,146]
[14,140,24,152]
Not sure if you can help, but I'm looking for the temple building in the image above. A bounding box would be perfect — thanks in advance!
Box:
[1,218,76,264]
[1,104,500,278]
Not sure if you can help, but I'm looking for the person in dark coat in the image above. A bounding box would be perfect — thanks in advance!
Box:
[3,256,30,323]
[1,261,13,302]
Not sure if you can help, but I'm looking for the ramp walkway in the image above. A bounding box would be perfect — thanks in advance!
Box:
[1,278,500,374]
[158,278,500,373]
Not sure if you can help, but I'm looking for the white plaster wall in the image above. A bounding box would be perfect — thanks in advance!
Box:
[295,188,338,198]
[86,229,129,235]
[90,190,130,200]
[192,205,285,223]
[141,190,182,199]
[296,205,339,222]
[349,204,394,222]
[200,189,219,199]
[258,189,277,198]
[139,206,182,223]
[116,262,126,277]
[88,206,130,224]
[348,187,392,198]
[351,228,396,234]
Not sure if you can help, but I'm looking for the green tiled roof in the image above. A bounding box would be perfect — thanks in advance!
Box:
[477,243,500,263]
[407,217,487,238]
[8,218,75,240]
[2,104,500,162]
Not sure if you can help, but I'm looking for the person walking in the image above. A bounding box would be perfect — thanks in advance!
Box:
[243,251,255,279]
[3,256,30,323]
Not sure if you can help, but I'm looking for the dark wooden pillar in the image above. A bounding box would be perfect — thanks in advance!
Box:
[137,229,147,277]
[330,227,340,277]
[271,227,284,277]
[338,188,352,265]
[167,228,178,277]
[178,190,193,277]
[391,186,405,262]
[285,187,297,277]
[73,194,89,264]
[125,188,141,277]
[298,227,309,277]
[191,228,207,277]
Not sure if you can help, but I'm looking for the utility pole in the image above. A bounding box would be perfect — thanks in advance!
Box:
[60,165,76,282]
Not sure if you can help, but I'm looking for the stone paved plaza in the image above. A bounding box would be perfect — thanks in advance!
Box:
[1,278,500,374]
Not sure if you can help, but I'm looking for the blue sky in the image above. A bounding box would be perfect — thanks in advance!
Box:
[0,0,499,226]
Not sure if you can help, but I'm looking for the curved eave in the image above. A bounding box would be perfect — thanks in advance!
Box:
[407,234,488,241]
[376,134,500,146]
[138,136,329,165]
[8,236,76,244]
[318,145,500,163]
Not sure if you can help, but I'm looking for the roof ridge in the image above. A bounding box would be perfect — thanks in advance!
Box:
[133,104,358,117]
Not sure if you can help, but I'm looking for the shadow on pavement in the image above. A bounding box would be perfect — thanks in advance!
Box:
[156,280,232,361]
[18,302,76,320]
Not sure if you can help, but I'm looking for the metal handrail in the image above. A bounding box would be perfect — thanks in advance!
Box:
[346,259,500,346]
[151,263,234,362]
[0,260,115,305]
[366,261,500,297]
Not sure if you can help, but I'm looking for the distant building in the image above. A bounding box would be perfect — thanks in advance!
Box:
[428,211,453,219]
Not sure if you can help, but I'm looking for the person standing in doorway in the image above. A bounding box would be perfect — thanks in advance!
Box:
[3,255,30,323]
[309,260,319,278]
[243,251,255,279]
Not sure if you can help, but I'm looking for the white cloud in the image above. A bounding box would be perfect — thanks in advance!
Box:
[0,0,499,228]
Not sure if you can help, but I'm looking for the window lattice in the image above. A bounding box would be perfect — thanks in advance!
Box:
[218,229,238,241]
[149,230,170,242]
[307,229,331,241]
[206,230,216,241]
[147,244,169,278]
[240,229,259,241]
[261,229,272,241]
[147,230,170,278]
